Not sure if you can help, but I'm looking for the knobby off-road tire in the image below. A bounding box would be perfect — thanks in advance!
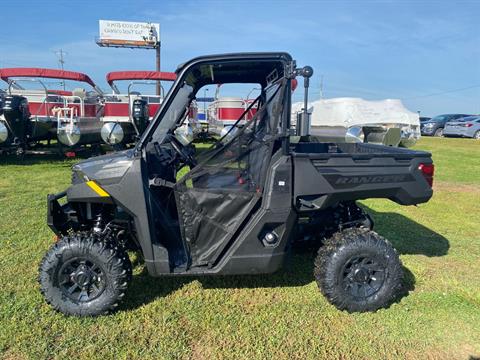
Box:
[38,233,132,317]
[314,228,403,313]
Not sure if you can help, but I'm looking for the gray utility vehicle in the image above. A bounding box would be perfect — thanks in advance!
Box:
[39,53,434,316]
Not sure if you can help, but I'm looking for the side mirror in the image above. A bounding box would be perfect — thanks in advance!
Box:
[295,66,314,137]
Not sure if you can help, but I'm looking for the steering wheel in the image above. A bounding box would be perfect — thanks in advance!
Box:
[169,135,197,168]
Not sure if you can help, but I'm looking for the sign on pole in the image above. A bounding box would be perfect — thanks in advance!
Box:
[97,20,160,48]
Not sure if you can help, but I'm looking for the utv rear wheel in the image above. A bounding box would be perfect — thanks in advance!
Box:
[314,228,403,312]
[38,233,131,316]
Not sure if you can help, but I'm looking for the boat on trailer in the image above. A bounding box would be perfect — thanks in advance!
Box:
[207,85,258,137]
[0,90,5,142]
[0,68,104,154]
[101,70,186,146]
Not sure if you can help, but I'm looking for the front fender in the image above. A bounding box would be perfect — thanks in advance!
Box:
[67,181,114,204]
[47,181,114,235]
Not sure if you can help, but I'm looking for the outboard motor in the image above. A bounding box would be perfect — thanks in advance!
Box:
[132,98,149,135]
[2,95,30,147]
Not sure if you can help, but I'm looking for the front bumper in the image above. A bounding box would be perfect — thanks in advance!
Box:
[47,181,114,235]
[420,126,436,136]
[47,191,73,235]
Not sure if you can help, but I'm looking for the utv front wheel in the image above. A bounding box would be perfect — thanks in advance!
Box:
[39,233,131,316]
[314,228,403,312]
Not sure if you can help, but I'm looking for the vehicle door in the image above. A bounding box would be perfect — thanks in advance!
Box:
[174,78,288,268]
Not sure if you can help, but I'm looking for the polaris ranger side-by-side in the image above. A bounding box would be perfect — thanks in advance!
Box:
[39,53,434,316]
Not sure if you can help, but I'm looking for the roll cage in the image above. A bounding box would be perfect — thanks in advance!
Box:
[136,53,294,153]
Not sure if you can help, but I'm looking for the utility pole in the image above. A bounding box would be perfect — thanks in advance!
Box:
[147,23,161,96]
[55,49,67,90]
[156,43,161,96]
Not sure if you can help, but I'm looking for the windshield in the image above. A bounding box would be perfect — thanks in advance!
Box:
[430,115,448,122]
[151,82,194,143]
[143,56,288,149]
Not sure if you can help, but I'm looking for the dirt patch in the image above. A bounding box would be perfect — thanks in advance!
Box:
[411,343,480,360]
[433,181,479,193]
[1,348,27,360]
[188,333,217,360]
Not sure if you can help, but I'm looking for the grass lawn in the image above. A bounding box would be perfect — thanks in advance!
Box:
[0,137,479,359]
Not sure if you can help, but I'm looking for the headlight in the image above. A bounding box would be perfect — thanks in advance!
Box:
[424,123,434,128]
[71,166,89,184]
[72,171,83,184]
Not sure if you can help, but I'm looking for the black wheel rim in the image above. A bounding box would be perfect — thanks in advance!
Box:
[58,257,106,302]
[342,256,386,300]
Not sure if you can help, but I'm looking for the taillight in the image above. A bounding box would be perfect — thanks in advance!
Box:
[418,163,434,187]
[465,123,473,127]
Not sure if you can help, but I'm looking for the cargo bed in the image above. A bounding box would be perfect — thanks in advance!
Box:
[291,142,433,210]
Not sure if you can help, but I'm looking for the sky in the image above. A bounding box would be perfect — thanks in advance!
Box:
[0,0,479,116]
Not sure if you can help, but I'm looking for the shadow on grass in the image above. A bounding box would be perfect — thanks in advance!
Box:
[123,256,417,312]
[0,152,82,166]
[0,144,111,166]
[122,253,317,311]
[122,207,447,311]
[118,207,450,309]
[363,205,450,257]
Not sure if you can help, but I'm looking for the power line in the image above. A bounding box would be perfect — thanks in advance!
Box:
[402,85,480,100]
